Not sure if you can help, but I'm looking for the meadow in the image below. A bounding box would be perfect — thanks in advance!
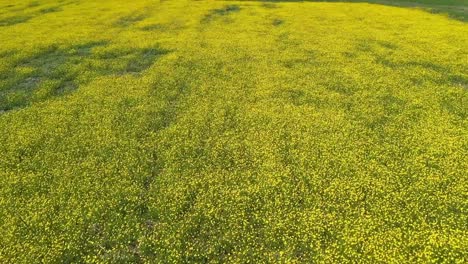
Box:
[0,0,467,262]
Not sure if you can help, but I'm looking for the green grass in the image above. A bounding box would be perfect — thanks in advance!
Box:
[0,0,467,262]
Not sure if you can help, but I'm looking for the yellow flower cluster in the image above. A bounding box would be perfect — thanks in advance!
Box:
[0,0,466,262]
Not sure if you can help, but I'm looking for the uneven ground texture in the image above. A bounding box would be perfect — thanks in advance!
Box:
[1,0,467,262]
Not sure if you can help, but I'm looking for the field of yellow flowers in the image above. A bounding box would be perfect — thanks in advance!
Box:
[1,0,467,262]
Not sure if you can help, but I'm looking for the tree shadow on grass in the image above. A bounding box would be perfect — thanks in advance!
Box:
[0,15,34,27]
[0,42,171,112]
[201,4,242,24]
[255,0,467,22]
[113,12,150,27]
[0,1,76,27]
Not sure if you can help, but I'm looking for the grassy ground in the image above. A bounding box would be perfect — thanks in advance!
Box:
[0,0,467,262]
[311,0,468,22]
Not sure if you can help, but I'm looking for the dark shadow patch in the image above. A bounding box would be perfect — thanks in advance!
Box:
[91,46,171,75]
[367,94,407,130]
[0,41,109,111]
[272,18,284,26]
[262,2,278,9]
[20,46,74,78]
[352,38,396,57]
[277,32,301,49]
[284,89,306,106]
[39,6,62,14]
[126,48,169,73]
[355,41,373,53]
[342,51,358,58]
[249,0,467,22]
[421,5,467,22]
[0,50,16,59]
[375,57,451,83]
[315,73,355,96]
[28,1,41,8]
[362,39,449,79]
[201,5,241,23]
[449,74,467,89]
[1,41,170,111]
[212,4,240,15]
[405,61,448,74]
[346,94,414,137]
[0,15,33,27]
[140,22,185,32]
[147,62,193,133]
[282,58,312,68]
[114,12,149,27]
[281,50,317,68]
[279,89,324,107]
[326,82,353,95]
[376,40,398,50]
[441,95,467,120]
[140,23,167,31]
[54,80,78,95]
[178,188,200,217]
[381,94,406,115]
[374,55,396,68]
[70,40,109,56]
